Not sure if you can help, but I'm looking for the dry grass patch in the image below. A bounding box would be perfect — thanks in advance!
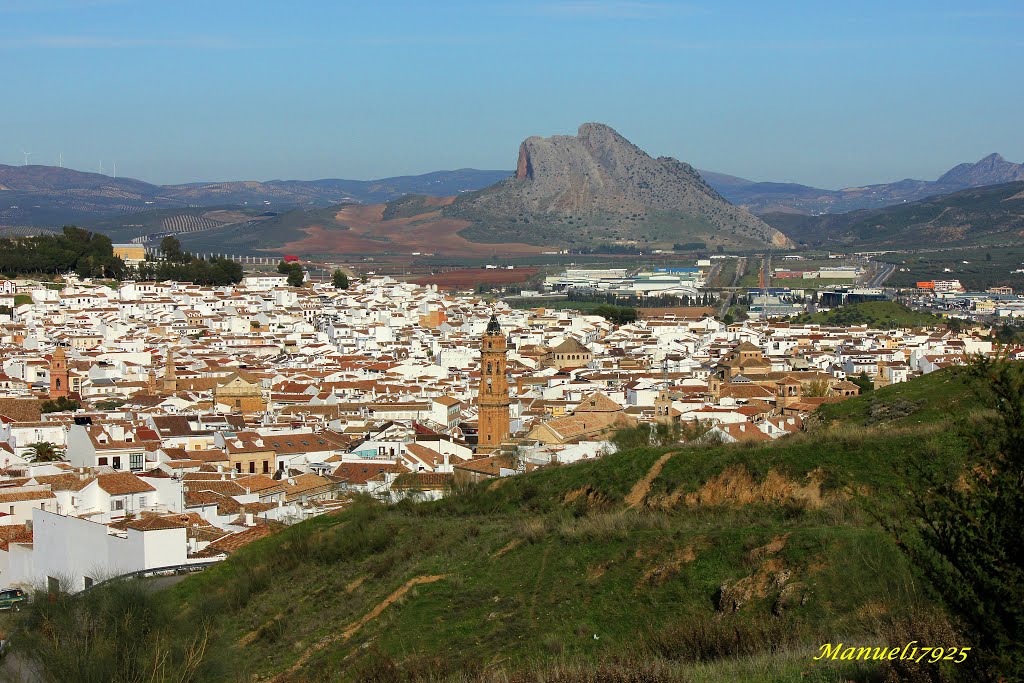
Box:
[637,538,708,589]
[680,465,826,509]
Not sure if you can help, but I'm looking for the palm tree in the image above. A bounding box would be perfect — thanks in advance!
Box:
[25,441,65,463]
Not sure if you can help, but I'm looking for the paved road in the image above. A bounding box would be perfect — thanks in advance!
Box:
[864,261,896,288]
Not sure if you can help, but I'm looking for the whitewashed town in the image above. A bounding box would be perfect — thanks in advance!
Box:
[0,268,994,594]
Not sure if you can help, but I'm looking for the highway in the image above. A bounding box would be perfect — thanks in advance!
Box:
[864,261,896,288]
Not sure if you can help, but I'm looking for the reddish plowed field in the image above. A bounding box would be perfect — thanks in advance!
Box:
[278,203,544,257]
[410,267,539,290]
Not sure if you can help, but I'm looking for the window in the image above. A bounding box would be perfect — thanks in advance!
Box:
[98,457,108,466]
[84,576,94,589]
[249,462,255,474]
[129,453,143,471]
[139,496,147,508]
[263,461,269,474]
[112,456,121,470]
[235,463,242,473]
[110,498,124,512]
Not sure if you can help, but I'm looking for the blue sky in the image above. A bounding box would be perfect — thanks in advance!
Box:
[2,0,1022,188]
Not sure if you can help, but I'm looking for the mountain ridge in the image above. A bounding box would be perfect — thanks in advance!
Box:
[0,165,510,228]
[761,180,1024,248]
[699,153,1024,215]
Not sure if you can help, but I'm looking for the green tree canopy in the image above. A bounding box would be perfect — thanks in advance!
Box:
[278,261,305,287]
[159,236,187,263]
[40,396,81,413]
[332,269,349,289]
[893,355,1024,679]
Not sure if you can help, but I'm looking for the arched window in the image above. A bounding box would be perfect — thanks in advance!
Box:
[487,362,492,374]
[55,378,62,390]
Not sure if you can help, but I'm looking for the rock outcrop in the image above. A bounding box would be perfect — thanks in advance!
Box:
[449,123,792,249]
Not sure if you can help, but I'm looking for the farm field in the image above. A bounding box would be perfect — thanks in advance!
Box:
[408,267,539,291]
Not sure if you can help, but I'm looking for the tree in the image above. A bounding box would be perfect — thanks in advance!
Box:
[892,356,1024,680]
[849,371,874,393]
[804,378,832,397]
[40,396,81,413]
[593,304,637,325]
[25,441,65,463]
[332,269,349,289]
[159,236,186,263]
[278,261,305,287]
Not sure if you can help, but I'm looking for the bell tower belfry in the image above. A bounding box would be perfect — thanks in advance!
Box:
[49,346,69,398]
[477,315,510,453]
[163,347,178,394]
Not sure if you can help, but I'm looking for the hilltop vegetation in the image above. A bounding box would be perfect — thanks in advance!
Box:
[11,369,988,682]
[0,225,125,278]
[793,301,947,328]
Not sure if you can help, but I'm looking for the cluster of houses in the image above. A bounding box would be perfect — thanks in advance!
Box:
[0,272,995,592]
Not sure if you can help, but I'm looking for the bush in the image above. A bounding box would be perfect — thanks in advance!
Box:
[12,580,213,683]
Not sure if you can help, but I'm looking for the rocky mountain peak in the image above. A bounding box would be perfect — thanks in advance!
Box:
[454,123,792,248]
[936,153,1024,187]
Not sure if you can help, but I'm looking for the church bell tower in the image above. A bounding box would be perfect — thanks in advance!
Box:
[49,345,69,398]
[477,315,510,453]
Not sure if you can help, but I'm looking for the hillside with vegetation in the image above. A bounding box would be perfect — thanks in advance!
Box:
[793,301,948,328]
[763,181,1024,248]
[10,367,1014,682]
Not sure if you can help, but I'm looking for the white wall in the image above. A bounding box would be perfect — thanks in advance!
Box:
[10,509,188,592]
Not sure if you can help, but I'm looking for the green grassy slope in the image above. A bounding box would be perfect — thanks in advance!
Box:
[8,370,977,683]
[125,370,972,682]
[793,301,947,328]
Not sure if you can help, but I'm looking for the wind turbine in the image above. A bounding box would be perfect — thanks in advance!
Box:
[112,161,116,178]
[58,152,63,168]
[99,160,104,174]
[22,151,32,166]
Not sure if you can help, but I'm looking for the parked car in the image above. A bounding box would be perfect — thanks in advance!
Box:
[0,588,27,612]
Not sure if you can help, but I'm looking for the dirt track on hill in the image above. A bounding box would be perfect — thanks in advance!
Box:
[624,451,678,508]
[268,574,447,681]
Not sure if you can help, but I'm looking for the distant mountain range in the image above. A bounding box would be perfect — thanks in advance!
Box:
[762,180,1024,248]
[3,140,1023,254]
[178,123,788,257]
[698,153,1024,215]
[0,165,509,228]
